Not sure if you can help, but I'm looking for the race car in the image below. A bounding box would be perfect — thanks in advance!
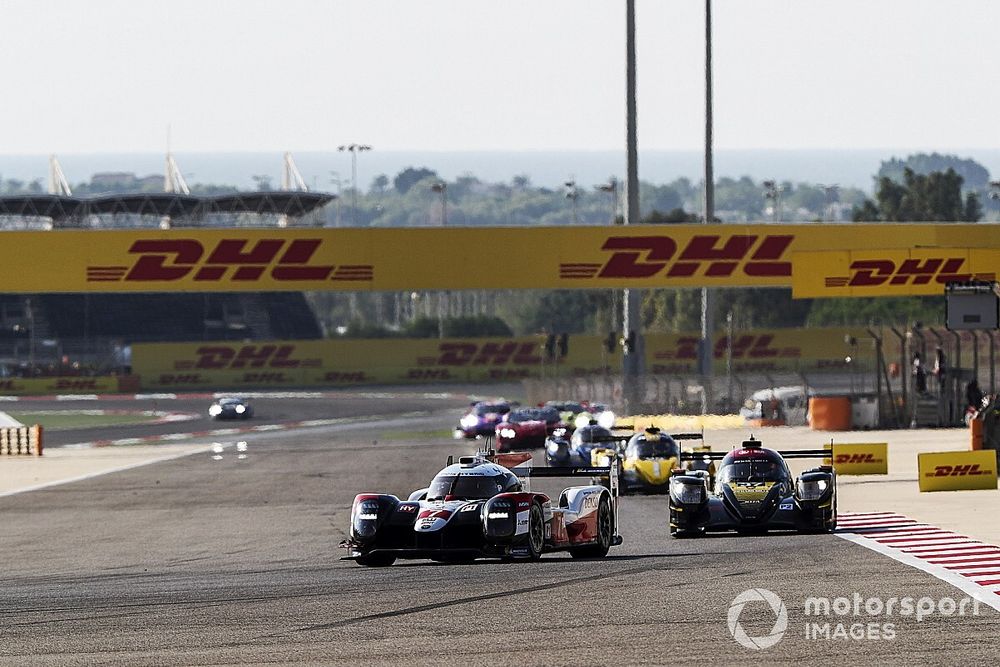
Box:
[208,396,253,420]
[668,437,837,537]
[455,400,511,439]
[544,400,616,431]
[495,406,567,452]
[340,451,622,566]
[544,419,613,467]
[587,427,708,494]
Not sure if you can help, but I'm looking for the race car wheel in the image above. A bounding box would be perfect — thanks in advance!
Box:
[570,495,612,558]
[526,502,545,561]
[356,552,396,567]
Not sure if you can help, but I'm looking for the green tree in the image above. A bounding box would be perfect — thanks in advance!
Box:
[393,167,438,194]
[853,168,982,222]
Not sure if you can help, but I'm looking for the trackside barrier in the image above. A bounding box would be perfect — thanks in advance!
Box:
[917,450,996,492]
[971,418,983,451]
[823,442,888,475]
[0,425,43,456]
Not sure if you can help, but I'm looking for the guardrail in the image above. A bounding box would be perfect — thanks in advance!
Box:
[0,425,43,456]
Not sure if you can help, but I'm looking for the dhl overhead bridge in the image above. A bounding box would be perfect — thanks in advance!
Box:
[0,222,996,297]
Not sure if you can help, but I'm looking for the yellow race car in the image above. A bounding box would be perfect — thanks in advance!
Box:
[591,427,714,494]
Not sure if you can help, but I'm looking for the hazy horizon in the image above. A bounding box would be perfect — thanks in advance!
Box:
[5,147,1000,195]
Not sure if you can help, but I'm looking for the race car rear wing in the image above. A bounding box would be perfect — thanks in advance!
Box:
[679,446,832,461]
[589,430,704,446]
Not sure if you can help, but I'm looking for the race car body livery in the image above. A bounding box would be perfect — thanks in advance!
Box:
[668,438,836,536]
[341,452,621,566]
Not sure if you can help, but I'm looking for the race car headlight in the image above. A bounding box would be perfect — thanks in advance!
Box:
[597,410,616,429]
[460,415,479,429]
[208,405,222,416]
[546,439,567,455]
[235,404,246,414]
[797,478,828,501]
[552,427,567,437]
[487,511,510,519]
[596,453,613,467]
[499,428,516,439]
[574,413,591,430]
[670,480,705,505]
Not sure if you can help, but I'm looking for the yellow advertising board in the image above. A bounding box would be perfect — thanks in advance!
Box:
[646,326,876,375]
[1,223,999,293]
[917,450,998,492]
[823,442,889,475]
[0,376,122,396]
[792,248,1000,298]
[129,326,881,390]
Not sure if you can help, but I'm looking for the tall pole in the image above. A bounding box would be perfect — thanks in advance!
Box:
[698,0,716,409]
[338,144,371,226]
[622,0,643,411]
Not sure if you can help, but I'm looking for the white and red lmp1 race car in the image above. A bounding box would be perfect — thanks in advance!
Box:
[340,451,622,566]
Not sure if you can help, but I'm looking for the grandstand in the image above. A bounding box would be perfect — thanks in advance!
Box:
[0,154,331,377]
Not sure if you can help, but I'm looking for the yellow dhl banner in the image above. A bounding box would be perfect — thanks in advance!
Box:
[1,223,999,293]
[0,376,122,395]
[824,442,888,475]
[130,327,882,390]
[917,450,998,492]
[792,248,1000,298]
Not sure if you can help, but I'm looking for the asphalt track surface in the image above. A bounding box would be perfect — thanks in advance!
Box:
[2,390,999,665]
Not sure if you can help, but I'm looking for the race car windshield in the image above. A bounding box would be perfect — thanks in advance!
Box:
[508,410,540,423]
[719,460,785,484]
[426,474,505,500]
[633,439,678,459]
[218,398,243,406]
[475,403,509,416]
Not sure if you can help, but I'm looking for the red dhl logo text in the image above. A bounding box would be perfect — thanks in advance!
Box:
[87,238,373,282]
[560,234,792,280]
[654,334,799,360]
[835,453,883,464]
[926,464,993,477]
[158,374,206,385]
[175,344,321,370]
[825,258,996,289]
[419,342,543,367]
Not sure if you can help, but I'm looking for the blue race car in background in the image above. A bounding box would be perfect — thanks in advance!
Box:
[456,401,512,438]
[545,419,614,467]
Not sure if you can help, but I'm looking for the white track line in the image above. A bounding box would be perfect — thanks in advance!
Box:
[838,512,1000,612]
[0,443,229,499]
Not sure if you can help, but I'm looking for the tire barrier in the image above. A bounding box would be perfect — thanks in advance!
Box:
[0,425,43,456]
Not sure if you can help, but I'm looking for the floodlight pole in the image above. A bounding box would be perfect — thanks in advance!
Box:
[622,0,643,412]
[338,143,371,225]
[698,0,716,411]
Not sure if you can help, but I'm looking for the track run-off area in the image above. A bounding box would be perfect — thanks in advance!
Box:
[1,387,998,665]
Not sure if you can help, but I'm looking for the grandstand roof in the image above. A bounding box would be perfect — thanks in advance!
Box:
[0,191,334,221]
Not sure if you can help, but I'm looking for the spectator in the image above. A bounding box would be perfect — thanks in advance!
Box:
[933,346,947,392]
[912,351,927,394]
[967,379,984,411]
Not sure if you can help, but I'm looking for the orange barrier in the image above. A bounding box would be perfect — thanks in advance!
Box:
[971,418,983,451]
[809,397,852,431]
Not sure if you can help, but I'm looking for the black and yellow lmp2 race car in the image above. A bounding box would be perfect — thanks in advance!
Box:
[668,438,836,536]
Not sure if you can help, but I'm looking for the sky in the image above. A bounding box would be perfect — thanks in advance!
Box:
[1,1,998,155]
